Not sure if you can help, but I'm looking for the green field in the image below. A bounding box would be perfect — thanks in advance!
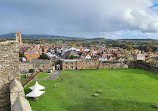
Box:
[20,75,26,79]
[35,73,49,79]
[25,69,158,111]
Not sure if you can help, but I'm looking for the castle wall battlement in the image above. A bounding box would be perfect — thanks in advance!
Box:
[0,41,20,111]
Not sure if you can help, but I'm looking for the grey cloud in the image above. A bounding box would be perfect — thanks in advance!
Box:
[0,0,158,35]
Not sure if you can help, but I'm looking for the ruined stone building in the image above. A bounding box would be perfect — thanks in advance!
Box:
[20,59,56,73]
[15,32,23,46]
[0,41,19,111]
[61,59,128,70]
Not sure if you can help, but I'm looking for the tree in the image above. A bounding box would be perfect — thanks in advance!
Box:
[38,53,50,60]
[153,46,158,52]
[144,46,153,52]
[149,44,157,52]
[19,52,26,58]
[125,44,133,50]
[70,55,76,59]
[76,43,80,47]
[29,69,34,73]
[69,43,76,47]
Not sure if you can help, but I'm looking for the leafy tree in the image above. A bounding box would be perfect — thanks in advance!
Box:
[19,52,26,58]
[144,46,153,52]
[149,44,158,52]
[70,55,76,59]
[125,44,133,50]
[76,43,80,47]
[69,43,76,47]
[38,53,50,60]
[29,69,34,73]
[78,52,82,56]
[153,46,158,52]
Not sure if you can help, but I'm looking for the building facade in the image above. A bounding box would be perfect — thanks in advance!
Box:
[20,59,56,73]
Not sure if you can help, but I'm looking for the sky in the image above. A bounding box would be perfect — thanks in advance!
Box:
[0,0,158,39]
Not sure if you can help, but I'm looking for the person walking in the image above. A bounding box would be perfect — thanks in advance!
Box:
[54,84,57,88]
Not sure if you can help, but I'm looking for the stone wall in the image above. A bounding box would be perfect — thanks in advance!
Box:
[10,79,32,111]
[0,41,20,111]
[134,61,158,73]
[61,59,128,70]
[77,60,99,69]
[20,63,33,73]
[126,61,136,68]
[20,59,56,73]
[126,60,158,73]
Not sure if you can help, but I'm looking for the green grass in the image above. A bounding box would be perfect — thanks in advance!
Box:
[35,73,49,79]
[25,69,158,111]
[20,75,26,79]
[54,40,64,44]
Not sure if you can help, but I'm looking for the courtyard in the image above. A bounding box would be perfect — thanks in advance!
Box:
[25,68,158,111]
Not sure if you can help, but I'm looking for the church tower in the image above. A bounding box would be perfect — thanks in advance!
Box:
[15,32,23,46]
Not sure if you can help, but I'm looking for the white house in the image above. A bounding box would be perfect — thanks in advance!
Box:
[99,57,107,61]
[61,48,69,56]
[84,49,90,52]
[85,55,91,59]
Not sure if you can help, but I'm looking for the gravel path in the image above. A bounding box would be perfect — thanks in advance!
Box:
[33,70,60,81]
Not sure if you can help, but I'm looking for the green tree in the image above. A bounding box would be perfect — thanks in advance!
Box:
[144,46,153,52]
[29,69,34,73]
[125,44,133,50]
[153,46,158,52]
[149,44,157,52]
[19,52,26,58]
[38,53,50,60]
[70,55,76,59]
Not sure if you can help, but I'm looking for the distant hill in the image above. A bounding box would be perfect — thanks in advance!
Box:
[0,33,106,40]
[0,33,15,38]
[0,33,73,39]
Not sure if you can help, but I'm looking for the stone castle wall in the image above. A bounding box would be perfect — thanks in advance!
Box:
[20,63,33,73]
[61,59,128,70]
[0,41,20,111]
[129,60,158,74]
[20,59,55,73]
[10,79,32,111]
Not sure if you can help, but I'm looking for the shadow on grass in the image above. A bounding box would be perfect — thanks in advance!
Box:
[66,98,157,111]
[121,68,158,81]
[135,68,158,81]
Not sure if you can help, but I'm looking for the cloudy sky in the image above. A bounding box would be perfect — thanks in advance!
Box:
[0,0,158,39]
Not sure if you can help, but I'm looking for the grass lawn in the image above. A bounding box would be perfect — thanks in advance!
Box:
[35,73,49,79]
[25,69,158,111]
[20,75,26,79]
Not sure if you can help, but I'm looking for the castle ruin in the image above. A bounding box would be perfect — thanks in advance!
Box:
[0,41,19,110]
[15,32,23,46]
[0,41,32,111]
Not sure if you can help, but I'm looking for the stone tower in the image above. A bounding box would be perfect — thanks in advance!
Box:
[15,32,23,46]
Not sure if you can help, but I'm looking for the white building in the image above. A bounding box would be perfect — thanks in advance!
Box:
[85,55,91,59]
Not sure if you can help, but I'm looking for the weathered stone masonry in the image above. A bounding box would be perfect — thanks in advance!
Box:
[61,59,128,70]
[0,41,20,111]
[128,60,158,74]
[20,59,56,73]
